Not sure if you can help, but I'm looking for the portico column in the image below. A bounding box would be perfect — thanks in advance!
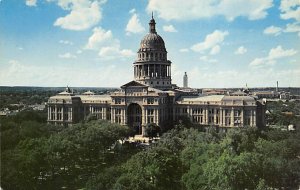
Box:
[159,65,162,77]
[241,109,244,126]
[138,65,140,78]
[141,107,146,136]
[100,107,103,119]
[55,105,57,121]
[204,107,207,124]
[253,110,256,127]
[231,108,234,127]
[219,108,223,126]
[155,109,159,125]
[48,106,50,120]
[167,66,169,76]
[103,107,106,120]
[142,107,146,126]
[214,108,217,124]
[121,109,123,125]
[111,108,115,123]
[70,107,73,121]
[62,106,64,121]
[124,108,127,124]
[250,110,253,127]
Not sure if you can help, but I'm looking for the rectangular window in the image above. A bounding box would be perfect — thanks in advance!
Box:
[147,98,154,104]
[115,98,121,104]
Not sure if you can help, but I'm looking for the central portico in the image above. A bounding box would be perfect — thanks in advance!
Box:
[110,80,172,135]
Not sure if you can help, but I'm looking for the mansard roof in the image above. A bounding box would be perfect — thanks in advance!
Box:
[121,80,148,88]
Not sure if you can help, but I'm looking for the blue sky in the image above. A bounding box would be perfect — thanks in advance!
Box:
[0,0,299,88]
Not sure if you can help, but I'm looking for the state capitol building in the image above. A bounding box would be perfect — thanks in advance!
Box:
[47,16,265,134]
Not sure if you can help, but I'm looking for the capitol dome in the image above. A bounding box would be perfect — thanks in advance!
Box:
[139,16,166,52]
[140,33,166,51]
[134,14,172,90]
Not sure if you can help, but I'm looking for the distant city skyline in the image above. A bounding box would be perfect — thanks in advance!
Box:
[0,0,299,88]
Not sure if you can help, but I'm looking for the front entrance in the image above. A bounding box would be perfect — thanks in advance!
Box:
[127,103,142,135]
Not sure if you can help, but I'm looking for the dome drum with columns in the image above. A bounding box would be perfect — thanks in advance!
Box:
[133,15,172,89]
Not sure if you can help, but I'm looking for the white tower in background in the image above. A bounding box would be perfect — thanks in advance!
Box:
[183,72,188,88]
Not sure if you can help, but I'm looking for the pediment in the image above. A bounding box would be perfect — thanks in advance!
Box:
[121,80,148,88]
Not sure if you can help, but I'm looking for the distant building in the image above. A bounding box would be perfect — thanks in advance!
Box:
[183,72,188,88]
[47,16,266,133]
[253,91,279,99]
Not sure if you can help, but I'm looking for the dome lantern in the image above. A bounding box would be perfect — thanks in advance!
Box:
[149,12,156,34]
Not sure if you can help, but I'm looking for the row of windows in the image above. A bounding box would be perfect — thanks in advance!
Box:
[115,108,122,115]
[191,115,253,126]
[50,107,72,113]
[144,81,169,85]
[147,109,154,115]
[138,52,167,61]
[50,113,70,121]
[147,98,155,104]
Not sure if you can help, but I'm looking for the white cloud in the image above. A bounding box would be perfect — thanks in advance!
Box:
[249,45,297,67]
[51,0,105,31]
[284,22,300,37]
[268,45,297,59]
[263,25,282,36]
[285,22,300,32]
[171,62,300,88]
[59,40,73,45]
[179,48,189,53]
[8,60,19,65]
[147,0,273,21]
[163,25,177,32]
[0,60,132,87]
[234,46,247,55]
[26,0,37,6]
[59,52,77,59]
[210,45,220,55]
[126,13,145,35]
[85,27,135,60]
[191,30,228,53]
[280,0,300,21]
[200,56,217,63]
[264,23,300,37]
[85,27,114,50]
[129,8,136,14]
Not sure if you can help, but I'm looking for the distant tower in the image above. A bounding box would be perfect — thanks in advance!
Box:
[183,72,188,88]
[276,81,279,92]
